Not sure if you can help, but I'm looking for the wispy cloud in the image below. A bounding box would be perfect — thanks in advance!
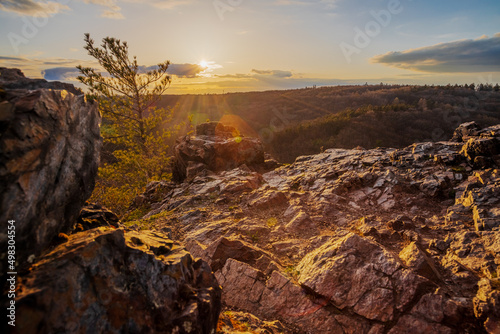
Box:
[81,0,123,19]
[251,69,293,78]
[0,0,69,17]
[0,0,123,19]
[274,0,340,10]
[212,68,349,91]
[126,0,192,10]
[274,0,311,6]
[215,73,252,79]
[371,33,500,73]
[0,0,191,19]
[101,9,124,19]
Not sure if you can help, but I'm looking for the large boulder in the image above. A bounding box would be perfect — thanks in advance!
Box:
[451,121,480,142]
[0,69,101,268]
[172,122,265,182]
[9,227,222,334]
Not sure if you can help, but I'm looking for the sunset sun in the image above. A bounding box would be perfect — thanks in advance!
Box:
[199,60,208,68]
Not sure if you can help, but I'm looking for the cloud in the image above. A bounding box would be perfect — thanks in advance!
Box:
[0,0,193,19]
[0,56,25,61]
[138,63,207,78]
[0,0,124,19]
[251,69,293,78]
[101,9,124,19]
[42,67,80,81]
[371,33,500,73]
[274,0,340,10]
[208,68,352,92]
[81,0,123,19]
[215,73,252,79]
[168,63,206,78]
[126,0,192,10]
[0,0,69,17]
[274,0,311,5]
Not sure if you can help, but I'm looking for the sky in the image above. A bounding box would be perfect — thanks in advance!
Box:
[0,0,499,94]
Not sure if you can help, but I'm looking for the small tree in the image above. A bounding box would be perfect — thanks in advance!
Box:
[77,33,175,215]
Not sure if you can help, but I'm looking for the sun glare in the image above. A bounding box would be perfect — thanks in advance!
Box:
[196,60,223,78]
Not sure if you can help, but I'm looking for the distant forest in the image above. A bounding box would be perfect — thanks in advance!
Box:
[157,84,500,163]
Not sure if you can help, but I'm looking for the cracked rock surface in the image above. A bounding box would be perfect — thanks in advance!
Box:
[133,121,500,333]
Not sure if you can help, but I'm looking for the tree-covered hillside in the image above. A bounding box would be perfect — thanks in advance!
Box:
[158,84,500,162]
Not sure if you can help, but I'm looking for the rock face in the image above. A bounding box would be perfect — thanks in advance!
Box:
[12,227,222,334]
[0,69,101,267]
[172,122,266,182]
[135,122,500,333]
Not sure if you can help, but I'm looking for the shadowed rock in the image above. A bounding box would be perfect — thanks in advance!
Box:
[0,71,101,268]
[10,227,222,334]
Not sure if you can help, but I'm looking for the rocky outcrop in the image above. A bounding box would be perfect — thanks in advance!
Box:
[1,69,223,334]
[11,227,221,334]
[0,71,101,267]
[172,122,266,182]
[136,122,500,333]
[451,121,480,142]
[454,122,500,168]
